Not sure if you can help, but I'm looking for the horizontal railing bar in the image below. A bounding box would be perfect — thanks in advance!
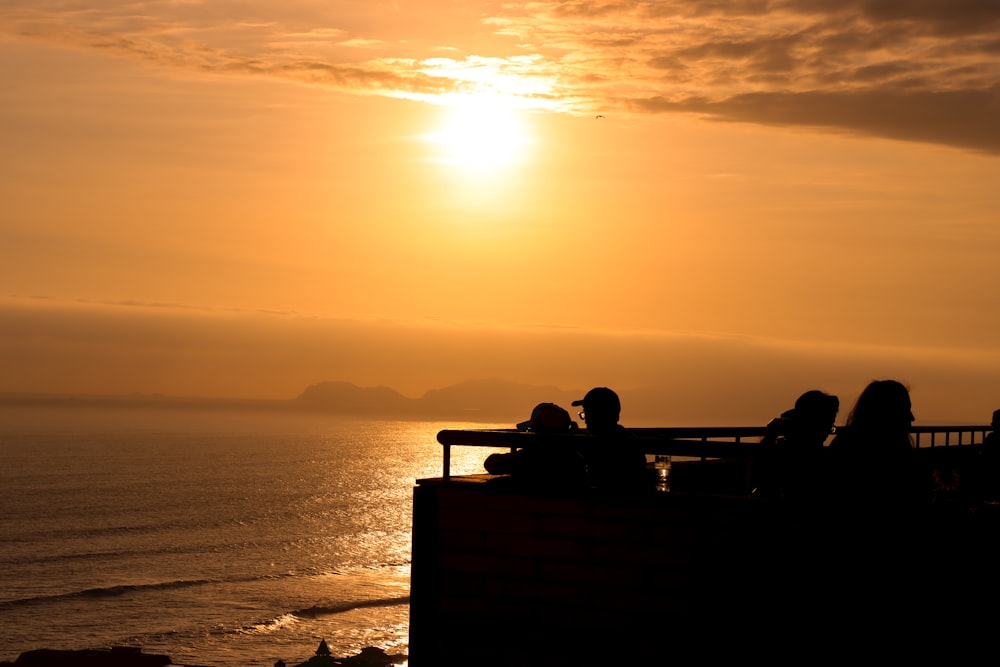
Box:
[436,425,994,481]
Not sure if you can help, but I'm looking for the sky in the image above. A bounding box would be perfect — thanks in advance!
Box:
[2,1,999,423]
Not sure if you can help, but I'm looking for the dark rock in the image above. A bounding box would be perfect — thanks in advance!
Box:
[13,646,181,667]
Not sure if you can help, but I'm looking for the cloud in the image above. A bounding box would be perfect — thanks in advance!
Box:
[2,1,999,151]
[340,38,386,50]
[635,88,1000,154]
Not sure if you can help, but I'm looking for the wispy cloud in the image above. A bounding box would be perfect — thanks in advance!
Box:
[3,0,998,151]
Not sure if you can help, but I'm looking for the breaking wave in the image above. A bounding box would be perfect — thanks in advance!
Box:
[292,596,411,618]
[0,578,217,608]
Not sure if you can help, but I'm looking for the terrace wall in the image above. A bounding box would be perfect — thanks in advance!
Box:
[409,472,1000,666]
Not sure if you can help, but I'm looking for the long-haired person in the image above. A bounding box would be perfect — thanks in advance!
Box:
[830,379,919,503]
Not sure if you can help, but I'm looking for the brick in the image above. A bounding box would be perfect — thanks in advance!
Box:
[437,506,492,531]
[438,572,487,597]
[484,578,591,606]
[438,551,536,577]
[439,508,539,535]
[538,560,644,588]
[592,541,696,567]
[476,510,540,535]
[438,529,487,553]
[436,485,490,509]
[484,533,590,561]
[539,514,646,542]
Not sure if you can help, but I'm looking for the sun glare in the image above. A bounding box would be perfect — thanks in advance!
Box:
[425,96,533,171]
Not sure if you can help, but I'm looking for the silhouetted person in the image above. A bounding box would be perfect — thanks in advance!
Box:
[985,409,1000,448]
[573,387,625,435]
[789,390,840,446]
[759,390,839,449]
[571,387,646,491]
[979,409,1000,499]
[820,381,927,616]
[483,402,585,487]
[753,390,839,499]
[829,380,919,503]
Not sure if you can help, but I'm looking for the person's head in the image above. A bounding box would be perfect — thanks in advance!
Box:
[516,402,577,433]
[992,409,1000,430]
[571,387,621,434]
[790,390,839,443]
[846,380,914,433]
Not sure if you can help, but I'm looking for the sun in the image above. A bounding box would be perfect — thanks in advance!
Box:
[425,96,533,171]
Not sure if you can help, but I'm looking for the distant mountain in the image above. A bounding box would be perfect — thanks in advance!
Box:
[292,379,585,422]
[290,379,747,426]
[418,379,580,420]
[0,379,780,426]
[0,381,580,423]
[295,381,415,414]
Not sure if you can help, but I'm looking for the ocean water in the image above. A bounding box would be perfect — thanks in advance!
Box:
[0,405,503,666]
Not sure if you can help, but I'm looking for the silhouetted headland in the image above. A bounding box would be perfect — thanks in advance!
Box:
[0,380,602,422]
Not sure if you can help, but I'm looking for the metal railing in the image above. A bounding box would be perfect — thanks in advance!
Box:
[435,425,993,481]
[910,425,993,448]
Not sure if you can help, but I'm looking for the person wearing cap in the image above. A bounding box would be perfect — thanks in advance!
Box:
[515,402,581,434]
[571,387,624,436]
[483,403,585,488]
[571,387,646,491]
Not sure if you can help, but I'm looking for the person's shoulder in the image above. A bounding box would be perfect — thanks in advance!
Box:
[829,431,854,449]
[484,451,517,474]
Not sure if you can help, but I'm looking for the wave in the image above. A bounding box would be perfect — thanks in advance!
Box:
[0,578,219,608]
[0,541,238,567]
[0,530,375,567]
[115,595,411,645]
[6,518,196,543]
[236,613,299,635]
[0,566,409,610]
[291,596,411,618]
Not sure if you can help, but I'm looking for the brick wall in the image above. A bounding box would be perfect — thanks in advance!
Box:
[409,472,1000,665]
[408,476,785,665]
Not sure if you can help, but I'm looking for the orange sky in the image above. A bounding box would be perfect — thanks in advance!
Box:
[1,2,999,422]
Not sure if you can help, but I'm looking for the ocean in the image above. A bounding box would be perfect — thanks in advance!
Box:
[0,405,504,666]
